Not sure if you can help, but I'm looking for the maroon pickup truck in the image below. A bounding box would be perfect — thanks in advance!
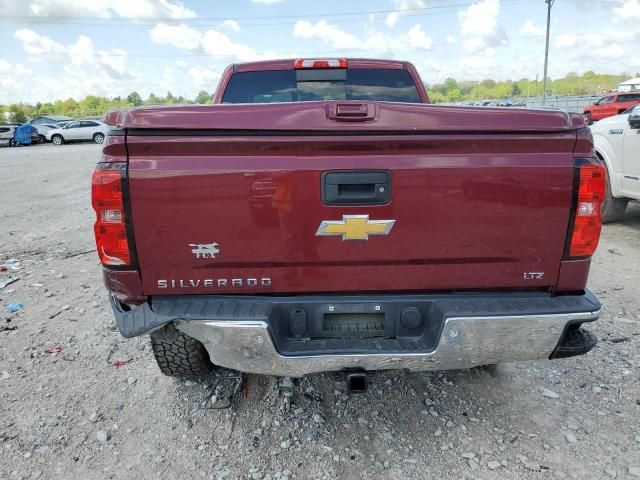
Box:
[93,59,604,387]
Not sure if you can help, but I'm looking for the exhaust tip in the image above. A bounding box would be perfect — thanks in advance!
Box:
[346,372,368,394]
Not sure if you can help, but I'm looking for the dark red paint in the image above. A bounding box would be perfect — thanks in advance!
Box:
[100,59,597,303]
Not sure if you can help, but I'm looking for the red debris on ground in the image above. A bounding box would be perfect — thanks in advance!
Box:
[242,379,249,399]
[44,346,63,355]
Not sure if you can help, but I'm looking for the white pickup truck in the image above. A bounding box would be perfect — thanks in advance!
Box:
[592,104,640,222]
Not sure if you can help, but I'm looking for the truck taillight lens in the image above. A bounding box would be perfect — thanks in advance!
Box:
[91,165,132,267]
[567,160,605,258]
[294,58,347,69]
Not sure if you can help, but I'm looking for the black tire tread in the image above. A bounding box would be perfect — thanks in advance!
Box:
[601,165,628,223]
[150,324,214,377]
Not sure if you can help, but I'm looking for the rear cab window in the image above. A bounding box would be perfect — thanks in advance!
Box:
[221,68,422,104]
[618,93,640,102]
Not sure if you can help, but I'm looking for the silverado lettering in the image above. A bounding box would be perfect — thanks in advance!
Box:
[157,278,272,288]
[94,58,603,382]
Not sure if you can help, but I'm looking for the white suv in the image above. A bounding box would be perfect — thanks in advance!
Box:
[46,120,109,145]
[592,104,640,222]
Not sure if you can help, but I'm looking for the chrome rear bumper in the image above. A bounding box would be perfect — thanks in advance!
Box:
[176,310,599,377]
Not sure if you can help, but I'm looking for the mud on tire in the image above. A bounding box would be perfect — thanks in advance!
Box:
[150,323,214,377]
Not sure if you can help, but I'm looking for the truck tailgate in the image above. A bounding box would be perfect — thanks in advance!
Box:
[120,102,580,295]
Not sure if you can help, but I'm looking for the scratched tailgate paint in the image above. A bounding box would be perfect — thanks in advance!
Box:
[121,101,580,295]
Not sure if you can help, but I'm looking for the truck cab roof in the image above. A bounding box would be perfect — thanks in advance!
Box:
[230,58,412,72]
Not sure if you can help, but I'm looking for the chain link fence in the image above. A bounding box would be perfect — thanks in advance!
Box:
[522,95,601,113]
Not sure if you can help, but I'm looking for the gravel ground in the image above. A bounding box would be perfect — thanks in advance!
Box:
[1,143,639,480]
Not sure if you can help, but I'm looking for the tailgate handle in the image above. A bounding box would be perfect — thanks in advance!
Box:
[326,103,377,122]
[322,171,390,205]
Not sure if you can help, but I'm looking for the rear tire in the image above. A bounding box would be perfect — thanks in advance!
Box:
[601,165,628,223]
[38,135,46,144]
[93,133,105,144]
[150,323,214,377]
[52,135,64,146]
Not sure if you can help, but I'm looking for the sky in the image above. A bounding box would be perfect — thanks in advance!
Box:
[0,0,639,104]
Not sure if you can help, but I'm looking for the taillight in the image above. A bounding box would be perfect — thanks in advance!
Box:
[294,58,347,69]
[566,159,605,258]
[91,164,133,267]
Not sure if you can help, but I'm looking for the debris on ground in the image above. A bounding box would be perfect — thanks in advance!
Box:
[44,346,63,355]
[1,145,639,480]
[5,303,23,313]
[0,277,18,289]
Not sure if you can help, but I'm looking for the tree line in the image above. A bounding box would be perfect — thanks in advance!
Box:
[428,71,638,103]
[1,70,638,123]
[1,90,213,124]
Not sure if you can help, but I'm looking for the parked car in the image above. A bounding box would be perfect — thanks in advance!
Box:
[31,115,74,126]
[35,124,59,143]
[95,58,603,389]
[46,120,109,145]
[79,115,105,122]
[592,104,640,222]
[583,92,640,124]
[0,125,17,147]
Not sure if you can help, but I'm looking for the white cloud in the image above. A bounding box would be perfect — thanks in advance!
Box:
[386,12,399,28]
[15,29,65,54]
[555,33,578,48]
[519,20,544,36]
[223,19,240,32]
[554,30,636,49]
[150,23,202,50]
[592,44,625,59]
[446,35,457,44]
[150,23,270,61]
[201,30,261,61]
[292,20,432,52]
[384,0,429,28]
[14,29,131,81]
[614,0,640,21]
[293,20,362,49]
[406,24,432,49]
[422,59,451,84]
[459,50,499,78]
[188,66,221,88]
[1,0,196,19]
[4,29,138,103]
[458,0,507,53]
[602,28,637,42]
[0,59,11,72]
[99,48,128,77]
[545,28,637,77]
[68,35,94,65]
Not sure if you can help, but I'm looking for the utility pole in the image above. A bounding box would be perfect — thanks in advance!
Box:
[542,0,554,105]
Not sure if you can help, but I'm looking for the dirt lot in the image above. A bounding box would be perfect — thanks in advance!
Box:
[1,143,639,480]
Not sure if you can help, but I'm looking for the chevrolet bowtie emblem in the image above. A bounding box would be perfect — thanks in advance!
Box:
[316,215,396,241]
